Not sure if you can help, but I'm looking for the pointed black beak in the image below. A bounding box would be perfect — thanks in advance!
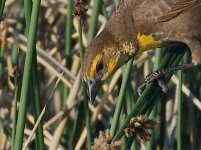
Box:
[87,79,102,104]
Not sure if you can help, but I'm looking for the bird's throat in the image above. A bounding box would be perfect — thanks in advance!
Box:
[137,33,162,54]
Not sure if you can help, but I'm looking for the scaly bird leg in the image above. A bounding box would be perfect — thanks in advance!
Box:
[137,62,200,96]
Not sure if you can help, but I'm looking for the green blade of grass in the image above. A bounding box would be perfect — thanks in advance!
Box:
[11,77,22,150]
[0,42,5,80]
[147,48,162,150]
[177,52,190,150]
[125,137,135,150]
[83,82,92,150]
[11,7,25,150]
[78,14,92,149]
[23,0,45,149]
[71,102,85,149]
[110,58,134,137]
[87,0,102,42]
[24,0,32,33]
[65,0,73,64]
[0,0,6,21]
[31,52,45,150]
[60,0,74,147]
[14,0,41,149]
[63,0,73,102]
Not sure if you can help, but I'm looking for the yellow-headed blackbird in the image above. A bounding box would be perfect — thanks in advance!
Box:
[82,0,201,103]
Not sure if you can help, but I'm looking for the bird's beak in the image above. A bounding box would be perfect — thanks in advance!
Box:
[87,79,102,104]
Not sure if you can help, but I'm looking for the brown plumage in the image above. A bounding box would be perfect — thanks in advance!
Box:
[82,0,201,103]
[132,0,201,62]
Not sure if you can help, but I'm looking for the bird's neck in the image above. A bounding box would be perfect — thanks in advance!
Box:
[136,33,162,54]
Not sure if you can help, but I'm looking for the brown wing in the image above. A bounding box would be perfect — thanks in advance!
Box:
[157,0,201,22]
[131,0,169,34]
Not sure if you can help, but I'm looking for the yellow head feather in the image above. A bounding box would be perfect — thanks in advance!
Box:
[89,53,103,81]
[102,58,118,80]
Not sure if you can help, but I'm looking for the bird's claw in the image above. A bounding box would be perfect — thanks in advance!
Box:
[137,70,168,96]
[157,79,168,94]
[137,83,146,96]
[137,63,199,96]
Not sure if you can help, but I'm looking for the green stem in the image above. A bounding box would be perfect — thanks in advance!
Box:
[78,15,92,149]
[14,0,41,149]
[87,0,102,42]
[83,82,92,150]
[11,79,22,150]
[31,52,45,150]
[71,102,85,149]
[125,137,135,150]
[110,58,134,137]
[11,9,25,150]
[0,0,6,21]
[24,0,32,33]
[65,0,73,63]
[0,45,5,81]
[63,0,73,102]
[0,0,7,80]
[146,48,162,150]
[78,18,84,61]
[24,0,44,149]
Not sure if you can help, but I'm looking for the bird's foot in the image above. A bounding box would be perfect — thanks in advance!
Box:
[137,70,168,96]
[157,79,168,94]
[137,62,197,96]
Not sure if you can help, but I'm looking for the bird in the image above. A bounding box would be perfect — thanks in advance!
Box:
[82,0,201,104]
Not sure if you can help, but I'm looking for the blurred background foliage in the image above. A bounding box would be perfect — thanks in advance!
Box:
[0,0,201,149]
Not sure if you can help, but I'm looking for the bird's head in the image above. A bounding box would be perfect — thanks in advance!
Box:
[82,44,121,103]
[82,33,135,103]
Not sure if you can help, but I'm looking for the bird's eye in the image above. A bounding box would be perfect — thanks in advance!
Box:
[96,62,104,72]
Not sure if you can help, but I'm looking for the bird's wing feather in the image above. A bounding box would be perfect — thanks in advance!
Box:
[132,0,201,33]
[157,0,201,22]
